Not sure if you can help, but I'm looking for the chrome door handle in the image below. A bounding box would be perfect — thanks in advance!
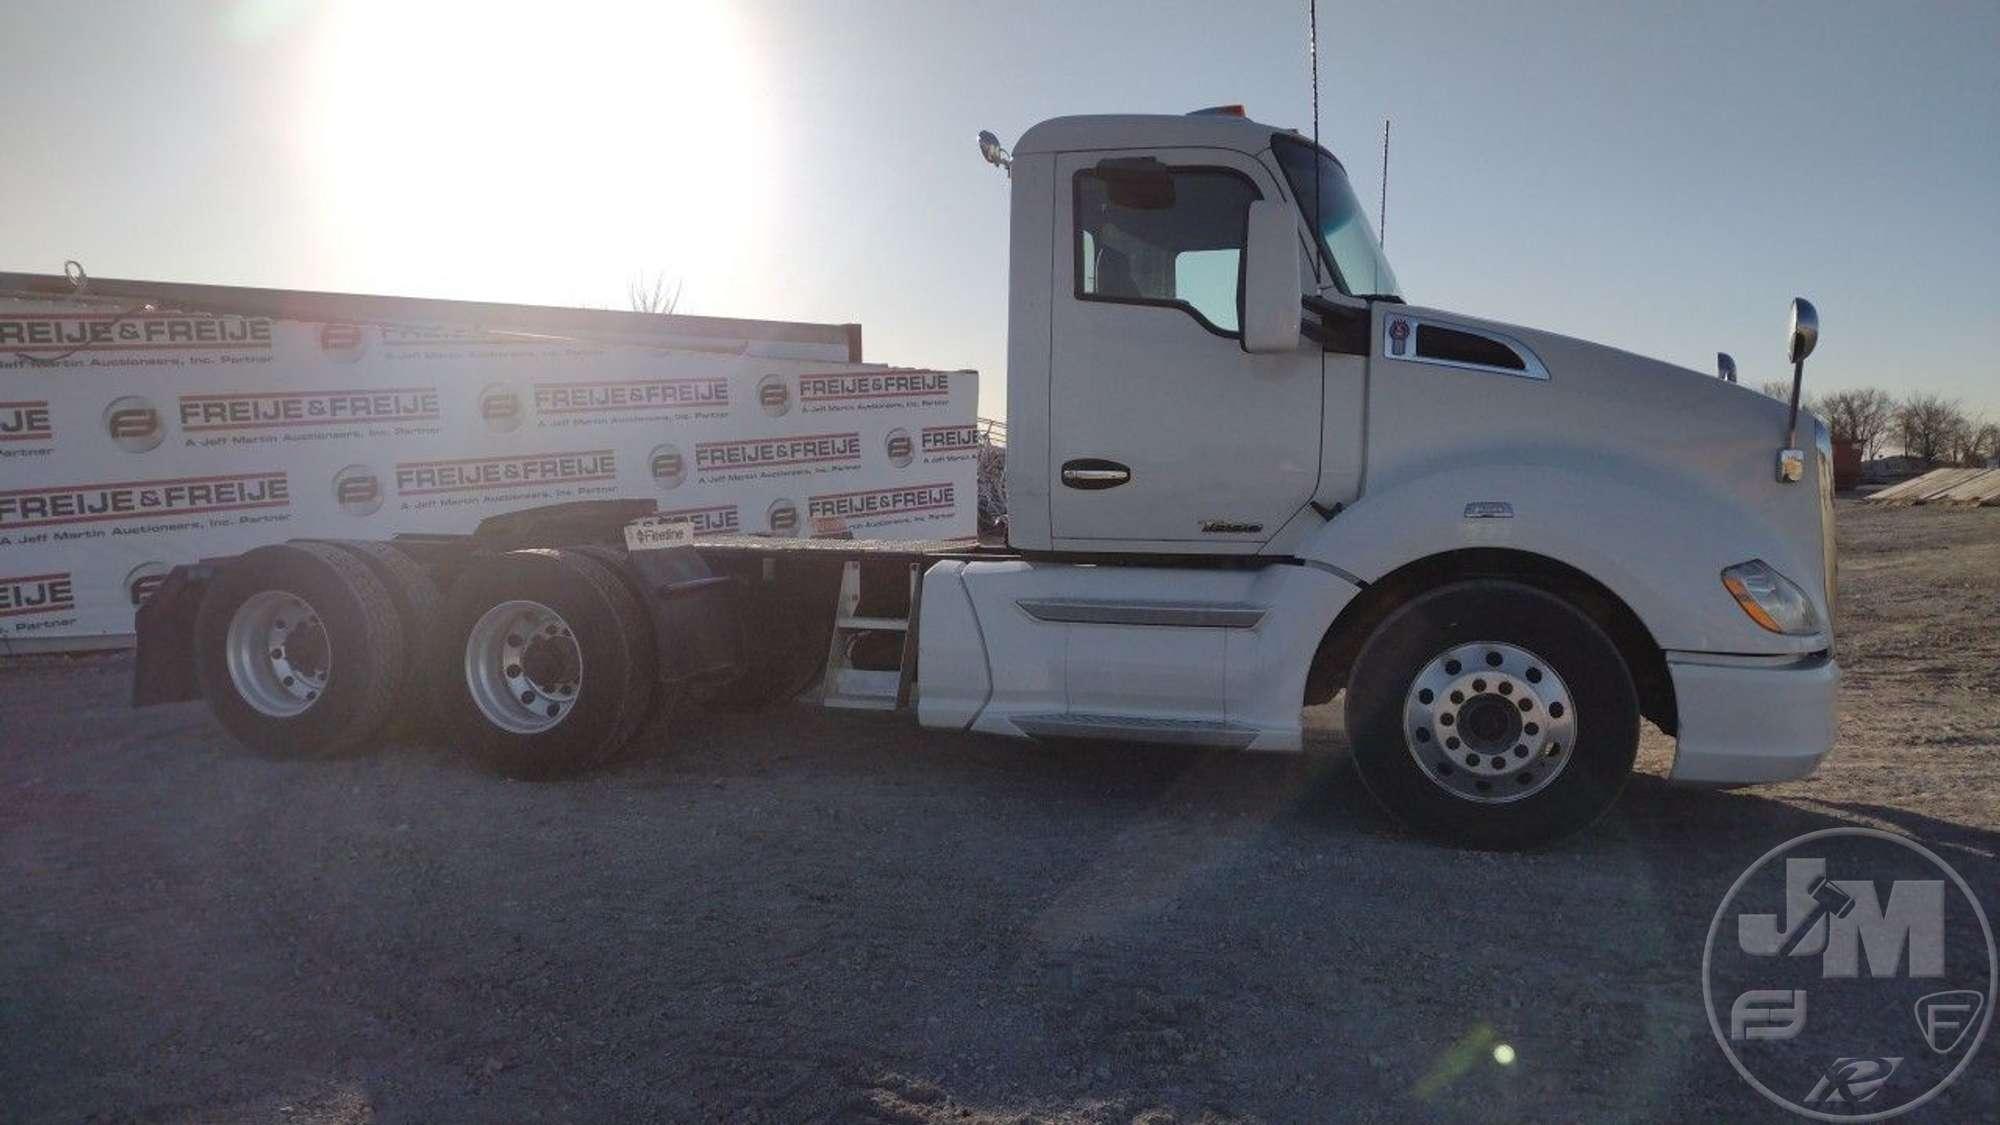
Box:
[1061,459,1130,489]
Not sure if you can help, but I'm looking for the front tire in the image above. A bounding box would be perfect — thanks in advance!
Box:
[1344,580,1639,849]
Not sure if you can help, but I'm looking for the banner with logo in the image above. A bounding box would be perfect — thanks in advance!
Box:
[0,298,977,648]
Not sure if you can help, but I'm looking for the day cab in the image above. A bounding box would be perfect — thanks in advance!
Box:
[916,109,1838,845]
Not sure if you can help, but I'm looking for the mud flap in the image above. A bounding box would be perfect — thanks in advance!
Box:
[131,563,213,706]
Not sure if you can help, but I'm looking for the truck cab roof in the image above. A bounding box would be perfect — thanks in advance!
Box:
[1016,112,1308,158]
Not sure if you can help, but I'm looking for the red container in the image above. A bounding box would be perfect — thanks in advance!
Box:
[1832,438,1862,492]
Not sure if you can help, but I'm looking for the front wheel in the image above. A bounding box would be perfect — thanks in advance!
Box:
[1343,580,1639,849]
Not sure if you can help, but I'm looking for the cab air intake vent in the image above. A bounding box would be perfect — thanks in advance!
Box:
[1417,325,1525,371]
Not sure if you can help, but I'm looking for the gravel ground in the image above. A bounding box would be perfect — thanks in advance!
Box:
[3,501,1995,1123]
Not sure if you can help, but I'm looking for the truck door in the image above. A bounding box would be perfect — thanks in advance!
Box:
[1047,148,1323,550]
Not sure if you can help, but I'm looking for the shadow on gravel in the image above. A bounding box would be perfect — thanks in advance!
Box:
[1795,798,2000,861]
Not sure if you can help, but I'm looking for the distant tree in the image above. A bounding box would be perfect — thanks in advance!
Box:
[1812,388,1897,459]
[627,272,683,315]
[1757,379,1794,401]
[1942,414,1995,466]
[1895,393,1967,466]
[1971,423,2000,466]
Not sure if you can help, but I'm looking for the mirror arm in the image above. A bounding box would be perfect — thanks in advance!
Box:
[1784,356,1804,449]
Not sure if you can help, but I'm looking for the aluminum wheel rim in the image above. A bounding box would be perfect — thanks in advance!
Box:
[464,600,582,735]
[1402,641,1577,804]
[224,590,329,718]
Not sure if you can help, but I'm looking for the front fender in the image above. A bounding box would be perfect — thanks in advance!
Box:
[1298,458,1829,656]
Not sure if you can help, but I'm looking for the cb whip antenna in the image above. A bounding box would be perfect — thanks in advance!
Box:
[1309,1,1322,258]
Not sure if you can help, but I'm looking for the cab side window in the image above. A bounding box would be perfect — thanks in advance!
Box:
[1074,164,1259,336]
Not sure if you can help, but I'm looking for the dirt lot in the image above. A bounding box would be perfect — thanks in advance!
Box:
[3,501,1995,1123]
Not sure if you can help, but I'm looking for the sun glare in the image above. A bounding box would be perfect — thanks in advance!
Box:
[301,1,772,306]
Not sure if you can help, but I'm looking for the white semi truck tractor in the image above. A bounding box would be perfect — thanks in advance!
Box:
[134,109,1839,847]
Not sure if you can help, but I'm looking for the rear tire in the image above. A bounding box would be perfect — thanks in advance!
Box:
[1343,580,1639,849]
[554,549,659,759]
[561,542,679,739]
[315,540,443,742]
[437,549,655,777]
[193,541,405,758]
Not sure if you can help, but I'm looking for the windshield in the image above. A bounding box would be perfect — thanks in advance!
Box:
[1272,135,1401,301]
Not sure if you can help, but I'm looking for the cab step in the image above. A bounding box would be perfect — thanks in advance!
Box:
[819,560,922,711]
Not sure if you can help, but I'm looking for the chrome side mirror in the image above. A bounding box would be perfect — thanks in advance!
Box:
[1717,352,1736,383]
[1777,297,1819,482]
[1787,298,1818,364]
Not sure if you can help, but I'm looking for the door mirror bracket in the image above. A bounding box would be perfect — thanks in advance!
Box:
[1302,295,1370,356]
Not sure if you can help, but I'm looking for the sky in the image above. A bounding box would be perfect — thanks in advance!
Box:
[3,0,1996,422]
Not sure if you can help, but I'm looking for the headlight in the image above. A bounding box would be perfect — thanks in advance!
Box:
[1721,560,1822,636]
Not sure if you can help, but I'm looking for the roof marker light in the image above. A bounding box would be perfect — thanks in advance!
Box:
[1188,104,1246,117]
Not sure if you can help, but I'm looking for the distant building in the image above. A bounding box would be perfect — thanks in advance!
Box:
[1861,454,1928,484]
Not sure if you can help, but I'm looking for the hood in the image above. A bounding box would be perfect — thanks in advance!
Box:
[1359,303,1833,649]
